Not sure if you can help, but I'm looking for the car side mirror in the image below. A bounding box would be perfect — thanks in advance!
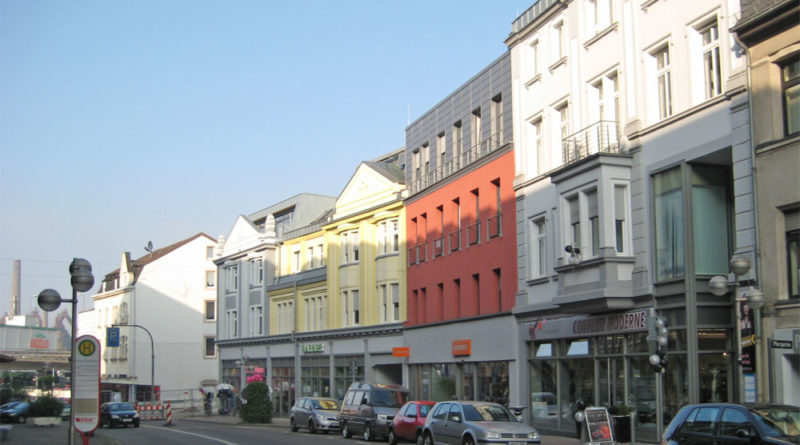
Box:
[735,428,753,439]
[451,415,461,423]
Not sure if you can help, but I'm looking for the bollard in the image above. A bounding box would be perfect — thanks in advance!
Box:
[163,401,174,426]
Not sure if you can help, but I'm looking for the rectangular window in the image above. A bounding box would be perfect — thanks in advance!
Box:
[250,305,263,336]
[412,148,421,184]
[380,284,388,323]
[391,283,400,321]
[292,250,301,273]
[788,228,799,299]
[699,20,721,99]
[343,231,360,263]
[654,167,684,280]
[423,143,430,178]
[318,244,325,266]
[206,270,216,288]
[352,290,360,325]
[453,121,463,168]
[226,309,238,338]
[206,246,214,259]
[692,165,730,275]
[568,196,581,249]
[588,0,612,34]
[655,45,673,119]
[204,337,216,358]
[308,246,315,268]
[558,103,570,143]
[342,290,350,327]
[494,268,502,311]
[205,300,216,321]
[530,39,540,77]
[614,185,627,253]
[587,189,599,256]
[226,265,238,291]
[274,209,294,237]
[530,118,544,174]
[532,217,547,277]
[554,21,565,60]
[491,95,503,147]
[438,132,447,171]
[783,55,800,135]
[473,274,481,316]
[250,258,263,284]
[472,108,482,151]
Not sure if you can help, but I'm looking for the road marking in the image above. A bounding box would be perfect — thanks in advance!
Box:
[143,425,240,445]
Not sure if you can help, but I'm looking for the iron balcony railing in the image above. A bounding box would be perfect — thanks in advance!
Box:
[467,222,481,246]
[487,213,502,239]
[561,121,622,166]
[410,130,509,195]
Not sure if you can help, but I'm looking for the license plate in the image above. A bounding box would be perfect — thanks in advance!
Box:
[122,418,132,422]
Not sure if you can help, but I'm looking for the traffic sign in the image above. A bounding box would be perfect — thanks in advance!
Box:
[107,327,120,347]
[73,335,100,435]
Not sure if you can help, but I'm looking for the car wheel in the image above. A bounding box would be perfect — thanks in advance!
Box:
[423,432,434,445]
[342,421,352,438]
[309,419,317,434]
[415,431,424,445]
[462,436,475,445]
[388,429,398,445]
[363,423,374,442]
[290,418,298,432]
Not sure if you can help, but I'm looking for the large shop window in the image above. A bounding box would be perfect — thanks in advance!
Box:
[334,355,364,401]
[692,165,730,275]
[654,167,685,280]
[272,358,295,418]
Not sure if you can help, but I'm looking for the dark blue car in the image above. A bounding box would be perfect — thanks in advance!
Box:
[99,402,140,428]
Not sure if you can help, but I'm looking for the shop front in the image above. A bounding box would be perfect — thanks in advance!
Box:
[405,314,516,405]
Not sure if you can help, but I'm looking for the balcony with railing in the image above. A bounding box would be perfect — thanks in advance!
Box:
[449,230,462,253]
[408,242,429,266]
[487,213,502,239]
[561,121,622,166]
[467,222,481,246]
[410,130,509,195]
[432,236,445,258]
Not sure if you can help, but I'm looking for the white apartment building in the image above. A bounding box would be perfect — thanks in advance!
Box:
[89,233,219,403]
[507,0,754,440]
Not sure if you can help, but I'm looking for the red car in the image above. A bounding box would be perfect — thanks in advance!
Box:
[389,400,435,445]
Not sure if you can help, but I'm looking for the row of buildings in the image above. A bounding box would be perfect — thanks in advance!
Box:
[77,0,798,440]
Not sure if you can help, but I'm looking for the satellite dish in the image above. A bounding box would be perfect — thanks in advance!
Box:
[145,241,153,254]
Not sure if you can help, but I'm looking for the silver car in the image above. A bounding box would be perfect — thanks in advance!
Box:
[290,397,341,434]
[421,401,541,445]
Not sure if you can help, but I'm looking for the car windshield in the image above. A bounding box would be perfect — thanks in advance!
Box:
[751,406,800,439]
[372,390,408,408]
[463,404,514,422]
[110,403,134,411]
[313,399,340,410]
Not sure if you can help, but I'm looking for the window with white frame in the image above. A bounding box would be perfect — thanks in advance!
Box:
[308,246,315,268]
[205,300,216,321]
[587,0,612,36]
[437,132,447,171]
[391,283,399,321]
[555,102,570,152]
[342,230,359,263]
[206,246,214,259]
[453,121,463,168]
[341,289,359,327]
[587,189,600,256]
[225,265,238,291]
[412,148,421,183]
[379,284,389,323]
[553,20,566,62]
[378,219,399,254]
[651,44,673,120]
[249,305,263,336]
[530,216,547,278]
[781,55,800,136]
[292,249,302,273]
[378,283,400,323]
[249,258,263,285]
[423,143,430,178]
[697,18,721,100]
[226,309,238,338]
[529,38,540,78]
[317,243,325,267]
[206,270,216,288]
[472,108,482,149]
[567,195,581,250]
[204,336,216,358]
[527,117,544,175]
[589,71,619,123]
[276,301,293,334]
[614,185,628,253]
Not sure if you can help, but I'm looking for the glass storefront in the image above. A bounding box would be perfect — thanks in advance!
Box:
[300,355,330,397]
[409,361,509,404]
[334,355,364,401]
[271,358,295,417]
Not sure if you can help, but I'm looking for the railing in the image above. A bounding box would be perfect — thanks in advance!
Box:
[407,246,417,266]
[467,222,481,246]
[409,130,509,195]
[511,0,562,35]
[449,230,462,253]
[432,236,445,258]
[487,213,502,239]
[561,121,622,166]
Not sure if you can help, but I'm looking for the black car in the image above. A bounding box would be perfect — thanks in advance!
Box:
[99,402,140,428]
[662,403,799,445]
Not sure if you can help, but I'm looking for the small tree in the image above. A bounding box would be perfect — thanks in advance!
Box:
[29,395,64,418]
[239,381,272,424]
[38,375,55,395]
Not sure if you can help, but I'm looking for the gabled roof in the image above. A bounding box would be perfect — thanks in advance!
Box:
[101,232,215,284]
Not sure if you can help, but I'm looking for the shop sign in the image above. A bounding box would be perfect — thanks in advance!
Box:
[392,347,410,357]
[30,334,49,349]
[584,407,614,445]
[302,343,325,354]
[452,339,471,357]
[529,310,648,340]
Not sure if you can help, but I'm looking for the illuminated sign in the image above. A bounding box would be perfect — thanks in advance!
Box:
[302,343,325,353]
[452,339,471,357]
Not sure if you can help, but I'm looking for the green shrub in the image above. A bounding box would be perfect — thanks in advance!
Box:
[29,395,64,417]
[239,382,272,424]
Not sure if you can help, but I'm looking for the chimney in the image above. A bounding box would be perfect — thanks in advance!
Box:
[11,259,20,316]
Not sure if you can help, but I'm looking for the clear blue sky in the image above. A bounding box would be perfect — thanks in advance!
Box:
[0,0,534,317]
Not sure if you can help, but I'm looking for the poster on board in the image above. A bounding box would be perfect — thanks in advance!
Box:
[584,407,614,445]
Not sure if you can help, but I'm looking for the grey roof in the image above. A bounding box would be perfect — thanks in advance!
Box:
[248,193,337,228]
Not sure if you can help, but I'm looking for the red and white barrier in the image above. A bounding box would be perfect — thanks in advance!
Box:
[135,403,164,420]
[163,402,174,426]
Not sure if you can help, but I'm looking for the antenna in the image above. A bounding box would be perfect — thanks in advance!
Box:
[145,241,153,254]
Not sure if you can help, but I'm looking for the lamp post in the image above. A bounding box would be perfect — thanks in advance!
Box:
[112,324,155,402]
[708,255,763,402]
[37,258,94,445]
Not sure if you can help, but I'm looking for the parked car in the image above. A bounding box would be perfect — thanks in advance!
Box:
[340,381,409,441]
[59,398,71,420]
[99,402,140,428]
[0,401,30,424]
[290,396,341,434]
[389,400,435,445]
[662,403,799,445]
[420,401,541,445]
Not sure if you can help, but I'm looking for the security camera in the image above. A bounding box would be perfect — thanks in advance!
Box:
[565,245,573,253]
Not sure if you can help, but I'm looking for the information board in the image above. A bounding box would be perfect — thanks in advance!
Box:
[73,335,100,434]
[584,407,614,445]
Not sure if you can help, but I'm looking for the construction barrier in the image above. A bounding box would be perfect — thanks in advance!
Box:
[163,402,174,426]
[134,402,165,420]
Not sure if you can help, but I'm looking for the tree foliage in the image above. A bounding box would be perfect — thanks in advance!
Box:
[29,395,64,417]
[239,381,272,424]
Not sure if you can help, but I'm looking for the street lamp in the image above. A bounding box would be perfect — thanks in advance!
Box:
[113,323,155,402]
[37,258,94,445]
[708,255,763,402]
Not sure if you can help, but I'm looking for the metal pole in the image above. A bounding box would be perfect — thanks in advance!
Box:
[114,324,155,402]
[69,288,76,445]
[655,371,663,441]
[734,281,743,402]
